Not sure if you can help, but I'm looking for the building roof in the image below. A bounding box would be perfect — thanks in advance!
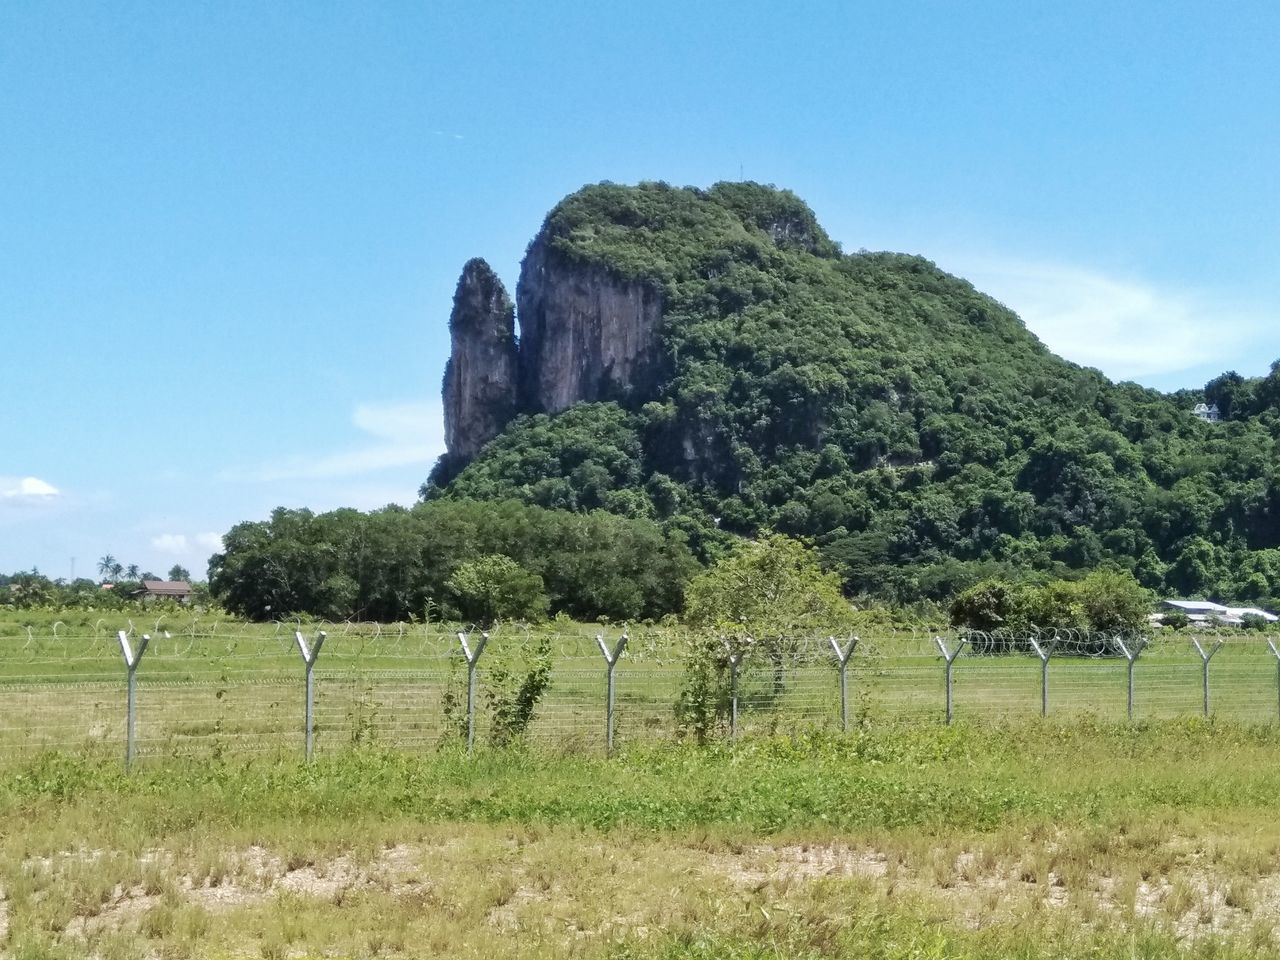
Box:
[141,580,192,596]
[1224,607,1280,623]
[1162,600,1228,613]
[1162,599,1279,624]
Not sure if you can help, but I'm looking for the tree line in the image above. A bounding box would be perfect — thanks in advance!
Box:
[1,556,196,612]
[207,498,697,623]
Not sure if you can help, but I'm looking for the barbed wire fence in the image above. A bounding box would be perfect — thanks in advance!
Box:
[2,618,1280,767]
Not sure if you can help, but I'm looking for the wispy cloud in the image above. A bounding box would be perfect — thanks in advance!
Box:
[151,531,224,556]
[431,129,465,141]
[0,476,60,503]
[945,257,1270,381]
[224,400,445,483]
[151,533,189,555]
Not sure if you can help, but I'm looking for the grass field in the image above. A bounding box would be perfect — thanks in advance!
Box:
[6,614,1280,956]
[5,721,1280,958]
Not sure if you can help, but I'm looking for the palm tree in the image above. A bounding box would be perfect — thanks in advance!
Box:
[110,561,124,582]
[97,554,117,582]
[125,564,140,581]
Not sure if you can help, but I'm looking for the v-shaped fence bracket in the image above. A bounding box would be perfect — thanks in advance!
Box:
[598,632,629,753]
[829,635,859,731]
[116,631,152,769]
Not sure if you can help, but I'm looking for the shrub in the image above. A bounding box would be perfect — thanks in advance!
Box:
[1241,613,1269,632]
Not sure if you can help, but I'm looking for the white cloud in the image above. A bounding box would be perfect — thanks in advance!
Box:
[0,476,60,502]
[224,399,445,483]
[942,257,1269,381]
[195,532,223,552]
[151,533,188,555]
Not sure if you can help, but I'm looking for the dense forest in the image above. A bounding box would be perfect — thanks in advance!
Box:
[208,500,696,623]
[202,181,1280,622]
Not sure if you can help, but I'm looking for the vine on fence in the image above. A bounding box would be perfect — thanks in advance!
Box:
[439,635,554,747]
[675,634,737,743]
[484,636,553,747]
[347,683,381,746]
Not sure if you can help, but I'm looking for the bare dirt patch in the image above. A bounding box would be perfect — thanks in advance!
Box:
[705,836,1280,941]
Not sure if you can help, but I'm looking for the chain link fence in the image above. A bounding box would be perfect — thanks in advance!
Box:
[2,619,1279,766]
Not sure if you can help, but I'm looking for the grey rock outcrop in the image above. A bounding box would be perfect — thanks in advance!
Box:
[442,259,518,460]
[516,242,664,415]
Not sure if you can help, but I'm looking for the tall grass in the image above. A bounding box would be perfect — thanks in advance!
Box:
[4,720,1280,958]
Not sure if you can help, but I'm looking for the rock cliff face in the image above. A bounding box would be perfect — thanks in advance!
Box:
[440,240,664,464]
[516,243,664,415]
[441,258,518,460]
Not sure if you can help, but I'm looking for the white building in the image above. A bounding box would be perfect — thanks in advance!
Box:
[1161,599,1278,626]
[1192,403,1222,423]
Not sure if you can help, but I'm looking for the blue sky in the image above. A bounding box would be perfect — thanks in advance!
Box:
[2,1,1277,580]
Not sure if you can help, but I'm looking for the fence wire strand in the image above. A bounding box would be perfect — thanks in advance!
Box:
[2,623,1280,762]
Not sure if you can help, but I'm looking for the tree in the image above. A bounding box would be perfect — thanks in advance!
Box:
[6,572,54,608]
[683,533,852,635]
[125,564,140,581]
[1072,569,1152,636]
[949,580,1027,633]
[445,555,549,626]
[167,565,191,582]
[951,570,1151,648]
[97,554,117,582]
[679,534,853,739]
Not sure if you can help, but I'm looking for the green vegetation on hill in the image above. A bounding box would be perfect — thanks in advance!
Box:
[430,181,1280,607]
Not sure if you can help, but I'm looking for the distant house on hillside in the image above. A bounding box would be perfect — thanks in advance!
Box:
[1193,403,1222,423]
[138,580,193,604]
[1160,599,1278,626]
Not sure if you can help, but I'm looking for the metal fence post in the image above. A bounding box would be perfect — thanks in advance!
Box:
[722,636,751,740]
[1114,636,1148,721]
[1027,637,1056,718]
[597,631,628,754]
[294,630,327,761]
[829,635,858,732]
[1268,639,1280,720]
[934,636,967,725]
[457,631,489,755]
[116,630,151,771]
[1191,637,1224,717]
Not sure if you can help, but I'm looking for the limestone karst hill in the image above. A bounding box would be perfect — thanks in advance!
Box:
[427,180,1280,603]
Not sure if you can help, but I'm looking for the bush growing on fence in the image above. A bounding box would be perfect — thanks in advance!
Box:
[485,636,553,746]
[674,634,736,744]
[440,635,554,747]
[952,571,1151,654]
[681,534,855,705]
